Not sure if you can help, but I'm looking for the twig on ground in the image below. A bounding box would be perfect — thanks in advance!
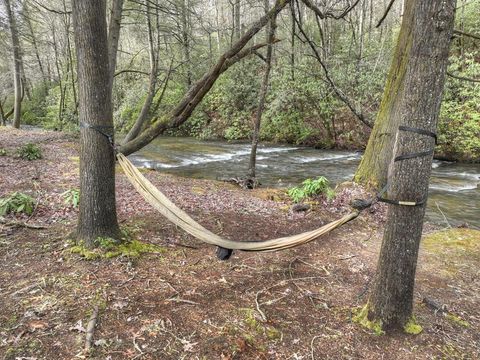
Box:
[311,335,321,360]
[255,290,267,322]
[435,201,452,229]
[166,297,199,305]
[84,305,99,352]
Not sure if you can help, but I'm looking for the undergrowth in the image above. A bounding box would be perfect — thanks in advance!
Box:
[287,177,335,203]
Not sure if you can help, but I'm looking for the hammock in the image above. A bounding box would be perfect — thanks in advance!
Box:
[117,153,360,252]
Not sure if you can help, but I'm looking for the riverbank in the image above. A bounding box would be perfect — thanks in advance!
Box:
[1,127,479,359]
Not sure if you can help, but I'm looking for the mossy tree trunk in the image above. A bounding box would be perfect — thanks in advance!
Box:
[72,0,121,247]
[368,0,456,331]
[353,0,416,188]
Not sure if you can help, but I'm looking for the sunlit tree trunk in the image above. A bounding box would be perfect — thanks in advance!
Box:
[72,0,121,246]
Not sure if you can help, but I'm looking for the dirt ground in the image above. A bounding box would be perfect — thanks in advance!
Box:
[0,127,479,359]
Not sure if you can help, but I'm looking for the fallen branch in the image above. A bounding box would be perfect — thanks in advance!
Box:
[422,297,448,314]
[166,297,199,305]
[0,217,46,229]
[84,305,99,352]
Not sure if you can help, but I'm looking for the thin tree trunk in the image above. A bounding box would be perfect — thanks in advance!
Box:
[62,1,78,114]
[51,23,64,121]
[107,0,124,89]
[214,0,221,52]
[123,0,158,144]
[0,100,5,126]
[181,0,192,87]
[24,3,47,87]
[290,2,295,81]
[235,0,241,40]
[248,2,277,180]
[72,0,121,246]
[367,0,456,331]
[4,0,23,128]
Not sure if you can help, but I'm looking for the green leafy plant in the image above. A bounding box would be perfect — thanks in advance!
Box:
[0,148,7,156]
[0,192,35,216]
[18,143,42,160]
[287,177,335,203]
[62,188,80,208]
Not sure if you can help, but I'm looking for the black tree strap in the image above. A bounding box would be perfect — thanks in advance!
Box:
[376,125,437,207]
[399,125,438,145]
[80,122,116,149]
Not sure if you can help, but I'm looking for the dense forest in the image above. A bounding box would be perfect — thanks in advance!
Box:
[0,0,479,359]
[0,0,479,160]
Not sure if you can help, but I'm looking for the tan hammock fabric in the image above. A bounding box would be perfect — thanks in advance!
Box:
[117,153,359,252]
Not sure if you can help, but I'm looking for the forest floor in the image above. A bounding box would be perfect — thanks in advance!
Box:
[0,127,479,360]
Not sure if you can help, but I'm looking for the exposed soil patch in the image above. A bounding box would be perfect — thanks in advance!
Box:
[1,128,479,359]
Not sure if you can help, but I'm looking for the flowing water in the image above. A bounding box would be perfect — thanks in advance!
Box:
[129,137,480,229]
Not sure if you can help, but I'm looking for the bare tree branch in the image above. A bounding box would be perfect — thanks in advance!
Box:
[376,0,397,28]
[301,0,361,20]
[453,29,480,41]
[447,71,480,83]
[292,8,373,128]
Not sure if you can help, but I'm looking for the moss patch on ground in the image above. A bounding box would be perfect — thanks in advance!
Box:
[352,304,384,336]
[70,238,166,260]
[403,316,423,335]
[423,228,480,254]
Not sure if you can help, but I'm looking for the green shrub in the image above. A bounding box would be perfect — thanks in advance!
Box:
[0,148,7,156]
[61,188,80,208]
[287,177,335,203]
[438,52,480,162]
[0,192,35,216]
[18,143,42,160]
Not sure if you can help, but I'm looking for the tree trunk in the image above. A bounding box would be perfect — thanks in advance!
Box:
[235,0,241,40]
[107,0,124,90]
[72,0,121,246]
[4,0,23,128]
[367,0,456,331]
[181,0,192,87]
[23,3,47,88]
[353,0,416,189]
[122,0,158,144]
[248,1,276,180]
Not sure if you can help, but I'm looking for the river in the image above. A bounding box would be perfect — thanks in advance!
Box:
[129,137,480,229]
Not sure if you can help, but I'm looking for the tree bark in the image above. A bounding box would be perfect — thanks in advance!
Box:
[368,0,456,331]
[247,1,276,180]
[107,0,124,90]
[72,0,121,246]
[354,0,416,188]
[4,0,23,128]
